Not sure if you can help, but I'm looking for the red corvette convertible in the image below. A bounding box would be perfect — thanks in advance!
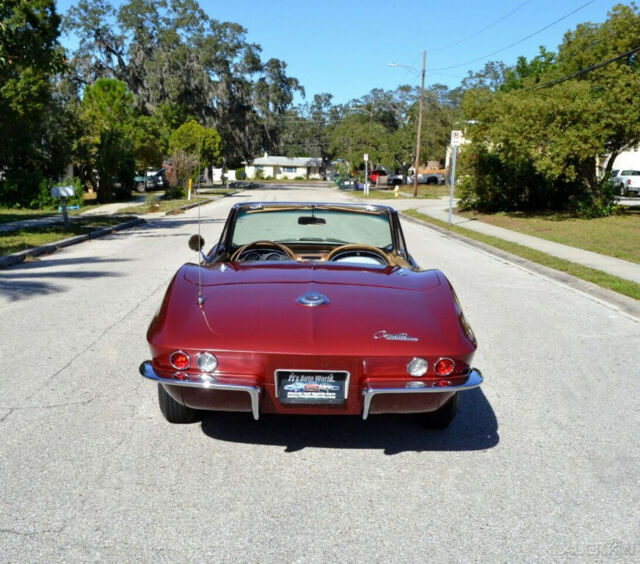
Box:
[140,202,483,428]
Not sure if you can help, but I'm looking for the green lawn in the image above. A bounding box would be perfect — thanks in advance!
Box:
[456,207,640,264]
[0,216,132,256]
[0,207,59,224]
[404,209,640,301]
[117,195,216,214]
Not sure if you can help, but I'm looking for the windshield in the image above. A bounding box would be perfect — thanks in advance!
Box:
[231,208,393,249]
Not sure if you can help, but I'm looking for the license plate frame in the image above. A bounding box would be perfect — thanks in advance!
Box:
[275,369,350,405]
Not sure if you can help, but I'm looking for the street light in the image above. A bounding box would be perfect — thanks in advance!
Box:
[388,51,426,198]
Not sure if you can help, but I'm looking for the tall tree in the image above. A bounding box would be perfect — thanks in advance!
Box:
[78,78,136,201]
[63,0,302,165]
[0,0,68,206]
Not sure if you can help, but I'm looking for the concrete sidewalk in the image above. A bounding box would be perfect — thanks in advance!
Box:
[372,197,640,286]
[0,197,147,234]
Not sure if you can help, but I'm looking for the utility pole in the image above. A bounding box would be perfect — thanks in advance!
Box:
[413,50,426,198]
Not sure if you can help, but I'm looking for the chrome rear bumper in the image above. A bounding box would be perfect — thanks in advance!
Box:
[139,361,261,420]
[140,361,482,422]
[361,368,483,420]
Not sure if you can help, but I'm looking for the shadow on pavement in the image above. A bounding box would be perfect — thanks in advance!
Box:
[0,256,127,301]
[2,256,132,271]
[200,388,498,454]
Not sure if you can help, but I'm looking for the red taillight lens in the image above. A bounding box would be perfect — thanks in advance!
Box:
[173,372,188,381]
[170,351,190,370]
[435,358,455,377]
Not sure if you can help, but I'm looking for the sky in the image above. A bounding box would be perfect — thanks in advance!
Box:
[55,0,623,105]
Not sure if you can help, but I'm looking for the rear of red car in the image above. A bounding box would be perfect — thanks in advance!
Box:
[141,263,482,423]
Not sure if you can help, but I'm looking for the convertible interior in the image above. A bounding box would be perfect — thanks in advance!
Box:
[229,240,405,267]
[191,204,416,268]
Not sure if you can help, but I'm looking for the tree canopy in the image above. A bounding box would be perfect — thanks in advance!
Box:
[63,0,302,165]
[459,2,640,216]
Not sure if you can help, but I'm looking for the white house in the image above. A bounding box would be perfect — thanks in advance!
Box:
[603,146,640,172]
[245,153,323,180]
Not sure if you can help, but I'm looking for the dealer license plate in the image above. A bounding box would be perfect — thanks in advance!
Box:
[276,370,349,405]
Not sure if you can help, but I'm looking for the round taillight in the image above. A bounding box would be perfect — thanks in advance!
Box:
[407,357,428,377]
[435,358,455,377]
[170,351,190,370]
[196,352,218,373]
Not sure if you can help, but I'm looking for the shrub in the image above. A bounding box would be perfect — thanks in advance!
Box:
[236,167,246,180]
[163,185,186,200]
[0,170,47,208]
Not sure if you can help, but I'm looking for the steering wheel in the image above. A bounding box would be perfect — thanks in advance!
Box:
[325,244,392,265]
[230,240,297,262]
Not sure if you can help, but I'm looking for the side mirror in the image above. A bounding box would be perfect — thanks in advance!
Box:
[188,234,205,251]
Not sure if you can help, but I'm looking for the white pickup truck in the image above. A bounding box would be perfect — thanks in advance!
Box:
[613,169,640,196]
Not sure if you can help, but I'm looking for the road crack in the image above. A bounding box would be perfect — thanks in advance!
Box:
[26,279,169,400]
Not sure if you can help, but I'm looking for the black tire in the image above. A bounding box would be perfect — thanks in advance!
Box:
[135,182,146,193]
[426,177,438,185]
[157,384,197,423]
[423,393,459,429]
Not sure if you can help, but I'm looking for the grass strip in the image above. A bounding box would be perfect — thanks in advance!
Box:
[0,217,131,256]
[456,207,640,265]
[404,209,640,301]
[117,195,215,214]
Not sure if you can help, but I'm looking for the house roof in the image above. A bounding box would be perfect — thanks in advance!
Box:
[250,155,322,167]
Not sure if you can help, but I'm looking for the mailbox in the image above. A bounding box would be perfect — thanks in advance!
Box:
[51,185,75,198]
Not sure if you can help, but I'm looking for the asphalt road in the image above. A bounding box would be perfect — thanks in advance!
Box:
[1,184,639,562]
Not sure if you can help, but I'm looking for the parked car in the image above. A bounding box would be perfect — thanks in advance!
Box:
[367,169,388,185]
[408,173,445,185]
[133,174,147,193]
[140,202,483,428]
[133,169,169,193]
[145,168,169,191]
[337,177,362,190]
[613,169,640,196]
[386,174,405,186]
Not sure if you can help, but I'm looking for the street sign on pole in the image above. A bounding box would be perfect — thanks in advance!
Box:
[364,154,369,195]
[448,146,457,224]
[451,130,462,147]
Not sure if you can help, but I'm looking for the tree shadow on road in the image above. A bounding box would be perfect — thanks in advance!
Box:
[0,256,127,301]
[200,388,498,454]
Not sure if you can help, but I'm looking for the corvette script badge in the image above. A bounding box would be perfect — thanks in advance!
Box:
[373,330,419,342]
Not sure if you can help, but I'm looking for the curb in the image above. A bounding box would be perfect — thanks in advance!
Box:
[399,212,640,320]
[0,217,146,268]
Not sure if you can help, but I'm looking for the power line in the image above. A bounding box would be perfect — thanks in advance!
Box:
[431,0,595,72]
[428,0,533,52]
[527,45,640,90]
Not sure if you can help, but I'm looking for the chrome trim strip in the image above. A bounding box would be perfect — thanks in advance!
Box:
[361,368,483,420]
[139,361,261,420]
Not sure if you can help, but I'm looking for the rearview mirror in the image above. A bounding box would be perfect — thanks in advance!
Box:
[298,216,326,225]
[188,234,205,251]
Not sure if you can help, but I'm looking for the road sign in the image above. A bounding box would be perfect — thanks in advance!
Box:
[363,153,368,162]
[451,130,462,147]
